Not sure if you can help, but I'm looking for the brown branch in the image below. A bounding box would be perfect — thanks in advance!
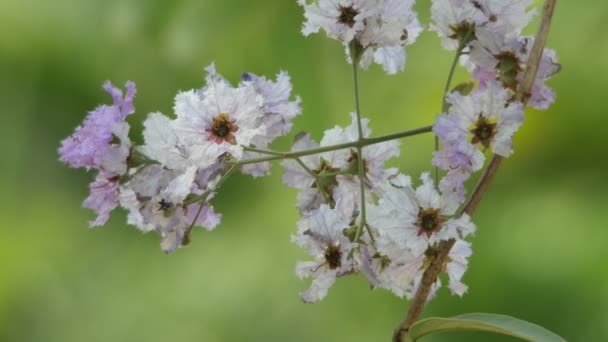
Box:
[392,1,558,341]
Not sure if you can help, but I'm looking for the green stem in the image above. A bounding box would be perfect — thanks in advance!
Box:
[232,125,433,166]
[435,45,465,185]
[350,60,370,242]
[182,164,238,245]
[243,146,283,156]
[352,54,365,140]
[354,145,367,241]
[294,157,332,204]
[441,50,464,112]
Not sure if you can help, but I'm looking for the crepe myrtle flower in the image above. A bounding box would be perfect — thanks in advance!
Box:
[432,139,484,204]
[298,0,378,43]
[430,0,535,50]
[359,237,425,299]
[282,131,363,217]
[368,173,476,257]
[469,30,561,109]
[434,80,525,173]
[58,81,137,226]
[445,239,473,296]
[299,0,422,74]
[238,71,302,177]
[282,113,399,216]
[363,176,474,299]
[407,239,472,300]
[240,71,302,139]
[59,81,136,170]
[410,238,473,297]
[140,112,192,171]
[354,0,423,74]
[119,165,222,253]
[172,65,266,169]
[292,205,357,303]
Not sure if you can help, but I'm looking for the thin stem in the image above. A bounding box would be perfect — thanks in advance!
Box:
[295,157,332,204]
[354,145,368,241]
[350,60,369,242]
[182,192,210,245]
[363,126,433,145]
[182,164,238,245]
[352,57,364,139]
[232,126,433,166]
[392,1,558,340]
[243,146,283,156]
[435,47,464,185]
[442,51,463,111]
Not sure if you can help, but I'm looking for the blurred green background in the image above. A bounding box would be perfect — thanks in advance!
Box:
[1,0,607,341]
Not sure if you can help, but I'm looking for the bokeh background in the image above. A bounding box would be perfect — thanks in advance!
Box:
[1,0,607,341]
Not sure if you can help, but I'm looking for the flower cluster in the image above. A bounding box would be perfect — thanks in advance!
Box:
[282,113,399,217]
[431,0,560,109]
[59,65,301,253]
[59,0,560,307]
[298,0,423,74]
[431,0,560,202]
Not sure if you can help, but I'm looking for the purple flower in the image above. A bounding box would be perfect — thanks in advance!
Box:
[59,81,137,226]
[83,172,120,227]
[59,81,136,170]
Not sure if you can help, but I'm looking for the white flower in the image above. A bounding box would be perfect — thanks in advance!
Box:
[292,205,356,303]
[299,0,422,74]
[469,31,561,109]
[446,239,472,296]
[238,71,302,177]
[368,173,475,256]
[172,69,265,169]
[241,71,302,139]
[281,114,398,216]
[359,240,425,299]
[298,0,378,43]
[356,0,423,74]
[434,79,524,165]
[118,165,221,253]
[430,0,535,50]
[140,112,191,170]
[474,0,536,35]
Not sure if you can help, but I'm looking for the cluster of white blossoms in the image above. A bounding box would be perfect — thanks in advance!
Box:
[282,113,400,217]
[430,0,560,109]
[299,0,423,74]
[59,0,559,304]
[430,0,559,202]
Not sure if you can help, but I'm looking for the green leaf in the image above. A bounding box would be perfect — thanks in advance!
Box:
[407,313,567,342]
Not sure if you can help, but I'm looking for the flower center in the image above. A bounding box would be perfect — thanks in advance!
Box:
[208,113,238,144]
[346,150,368,174]
[495,51,522,91]
[338,5,359,28]
[448,21,476,45]
[417,208,443,237]
[158,199,172,211]
[470,115,497,149]
[156,198,176,218]
[312,158,340,206]
[324,243,342,270]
